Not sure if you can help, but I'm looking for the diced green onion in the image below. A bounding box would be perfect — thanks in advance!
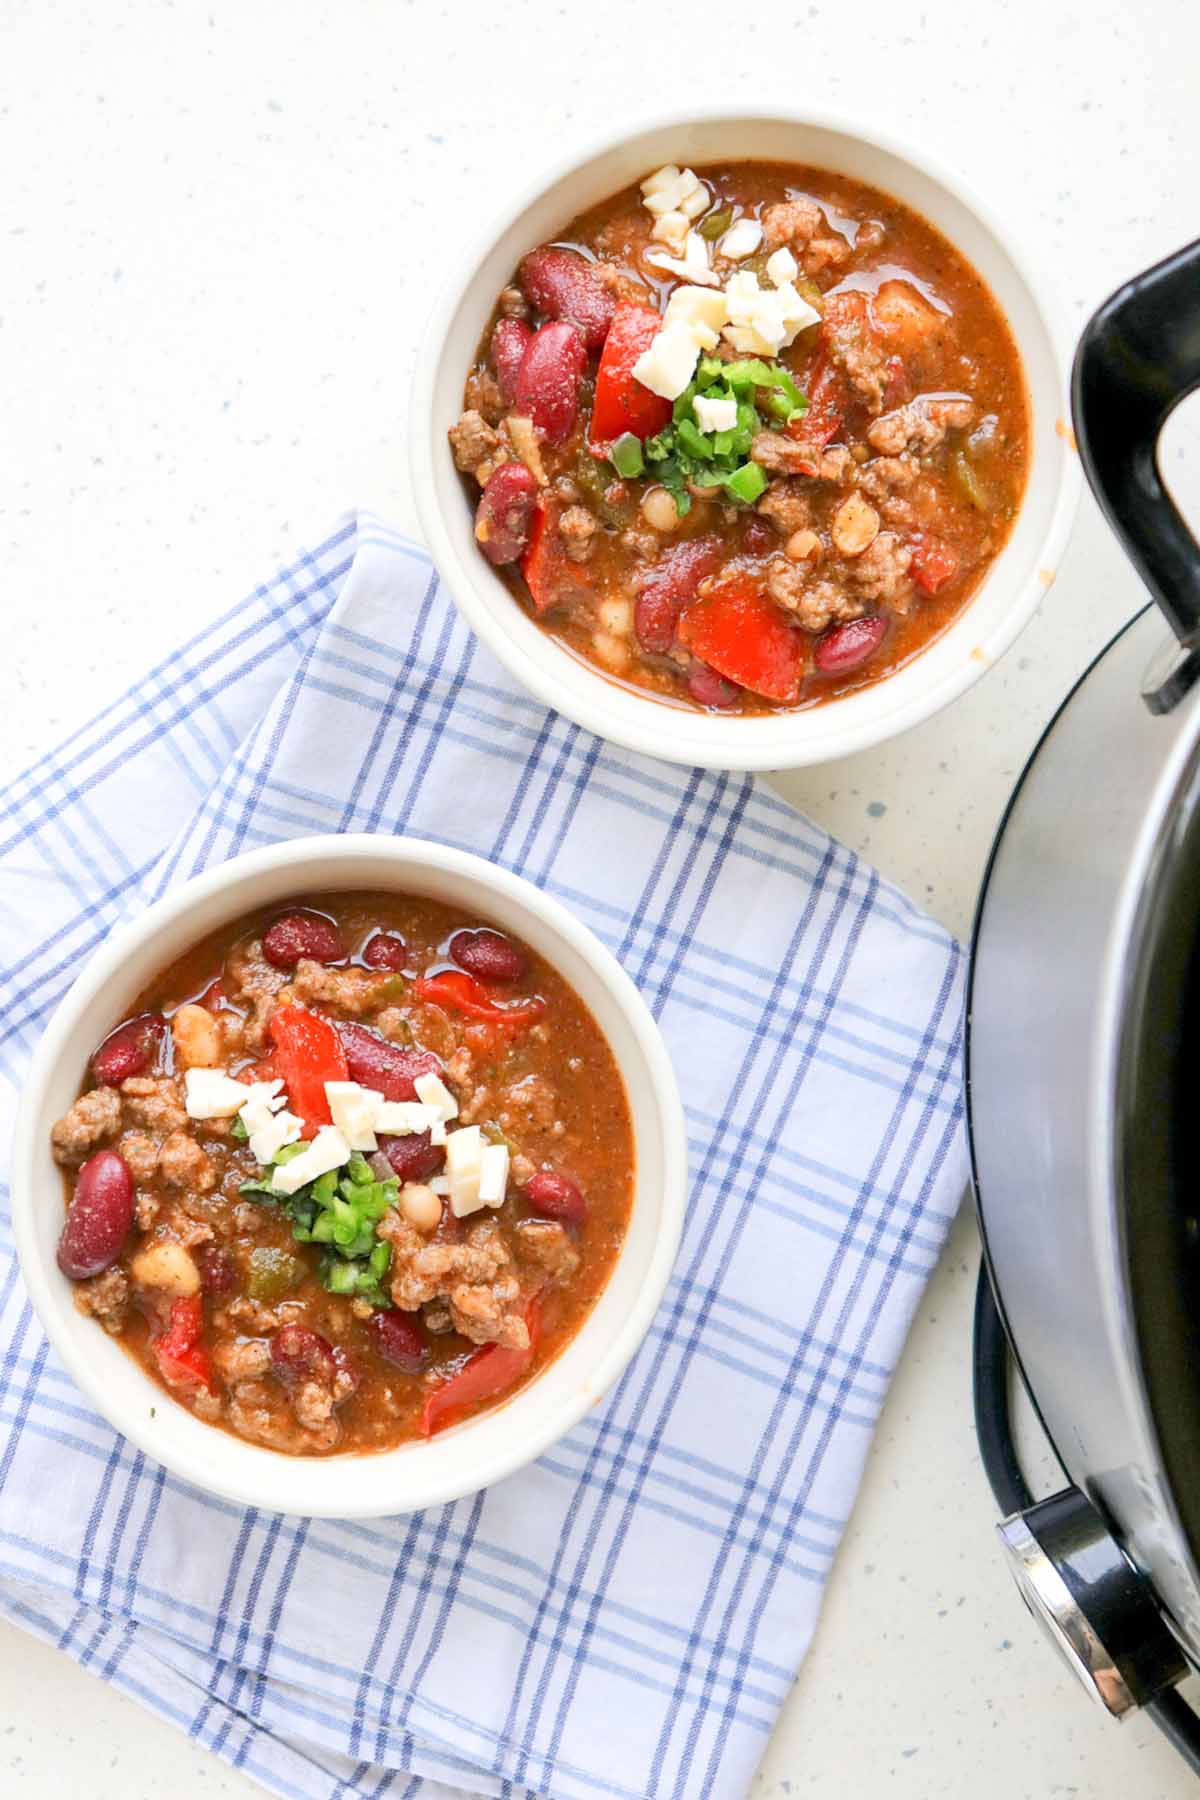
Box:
[229,1115,249,1141]
[712,430,734,457]
[611,432,645,479]
[323,1259,358,1295]
[773,366,805,408]
[696,356,726,385]
[672,382,699,423]
[644,431,673,462]
[676,418,713,459]
[698,206,733,241]
[723,462,768,504]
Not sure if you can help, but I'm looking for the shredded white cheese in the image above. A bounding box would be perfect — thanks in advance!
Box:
[414,1072,459,1124]
[477,1142,510,1208]
[445,1124,485,1218]
[632,320,703,401]
[645,229,721,288]
[693,394,738,434]
[719,219,762,260]
[765,245,799,287]
[271,1125,352,1197]
[324,1080,382,1152]
[184,1067,254,1120]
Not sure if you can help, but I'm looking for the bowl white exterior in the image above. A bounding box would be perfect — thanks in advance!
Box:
[412,107,1080,771]
[11,835,686,1519]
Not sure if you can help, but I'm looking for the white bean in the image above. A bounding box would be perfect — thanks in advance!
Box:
[171,1003,221,1070]
[598,596,633,637]
[591,630,631,671]
[641,487,679,532]
[129,1240,200,1298]
[831,492,880,557]
[785,528,823,563]
[399,1182,442,1234]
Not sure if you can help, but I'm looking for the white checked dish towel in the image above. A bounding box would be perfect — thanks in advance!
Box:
[0,513,966,1800]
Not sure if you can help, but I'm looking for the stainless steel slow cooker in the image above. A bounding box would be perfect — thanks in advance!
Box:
[968,237,1200,1758]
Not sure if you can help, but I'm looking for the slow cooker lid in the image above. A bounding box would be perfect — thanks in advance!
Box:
[1116,733,1200,1618]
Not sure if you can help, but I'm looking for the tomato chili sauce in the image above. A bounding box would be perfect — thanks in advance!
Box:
[50,894,633,1456]
[451,159,1030,714]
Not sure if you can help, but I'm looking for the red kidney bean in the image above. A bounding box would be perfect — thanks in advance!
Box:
[337,1024,440,1101]
[742,517,777,557]
[525,1168,586,1230]
[813,615,889,675]
[378,1131,445,1184]
[518,247,615,351]
[271,1325,335,1386]
[491,317,533,404]
[633,536,726,654]
[362,931,406,971]
[687,662,741,709]
[513,321,586,446]
[57,1150,134,1279]
[448,927,527,985]
[90,1013,165,1086]
[195,1245,235,1295]
[474,461,538,565]
[262,910,345,969]
[367,1309,429,1374]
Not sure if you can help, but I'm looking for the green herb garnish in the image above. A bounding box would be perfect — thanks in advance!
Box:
[618,356,808,509]
[239,1140,397,1307]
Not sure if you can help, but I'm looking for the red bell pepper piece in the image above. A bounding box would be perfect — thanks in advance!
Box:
[154,1295,215,1395]
[882,354,910,409]
[521,500,593,615]
[268,1005,349,1137]
[414,970,545,1036]
[587,303,673,453]
[787,348,849,454]
[420,1298,540,1437]
[678,578,807,704]
[911,536,960,595]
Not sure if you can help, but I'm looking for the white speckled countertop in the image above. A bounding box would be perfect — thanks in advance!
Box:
[4,1,1200,1792]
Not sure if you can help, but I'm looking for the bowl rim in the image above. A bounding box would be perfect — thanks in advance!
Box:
[11,834,688,1517]
[411,102,1082,771]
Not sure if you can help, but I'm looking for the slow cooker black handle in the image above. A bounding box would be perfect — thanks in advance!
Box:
[1072,238,1200,714]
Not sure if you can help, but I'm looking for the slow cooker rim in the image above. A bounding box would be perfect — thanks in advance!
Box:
[968,598,1200,1649]
[965,603,1151,1458]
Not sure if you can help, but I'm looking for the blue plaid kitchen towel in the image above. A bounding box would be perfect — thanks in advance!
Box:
[0,513,966,1800]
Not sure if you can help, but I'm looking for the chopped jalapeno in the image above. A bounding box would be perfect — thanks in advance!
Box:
[247,1246,304,1303]
[610,432,645,479]
[698,206,733,241]
[723,462,768,504]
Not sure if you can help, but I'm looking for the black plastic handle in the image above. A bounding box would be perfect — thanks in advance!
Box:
[1072,239,1200,713]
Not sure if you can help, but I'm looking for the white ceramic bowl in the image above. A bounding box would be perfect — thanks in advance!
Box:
[11,835,686,1518]
[413,107,1081,771]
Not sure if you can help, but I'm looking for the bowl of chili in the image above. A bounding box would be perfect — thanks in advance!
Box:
[412,107,1080,769]
[12,835,687,1517]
